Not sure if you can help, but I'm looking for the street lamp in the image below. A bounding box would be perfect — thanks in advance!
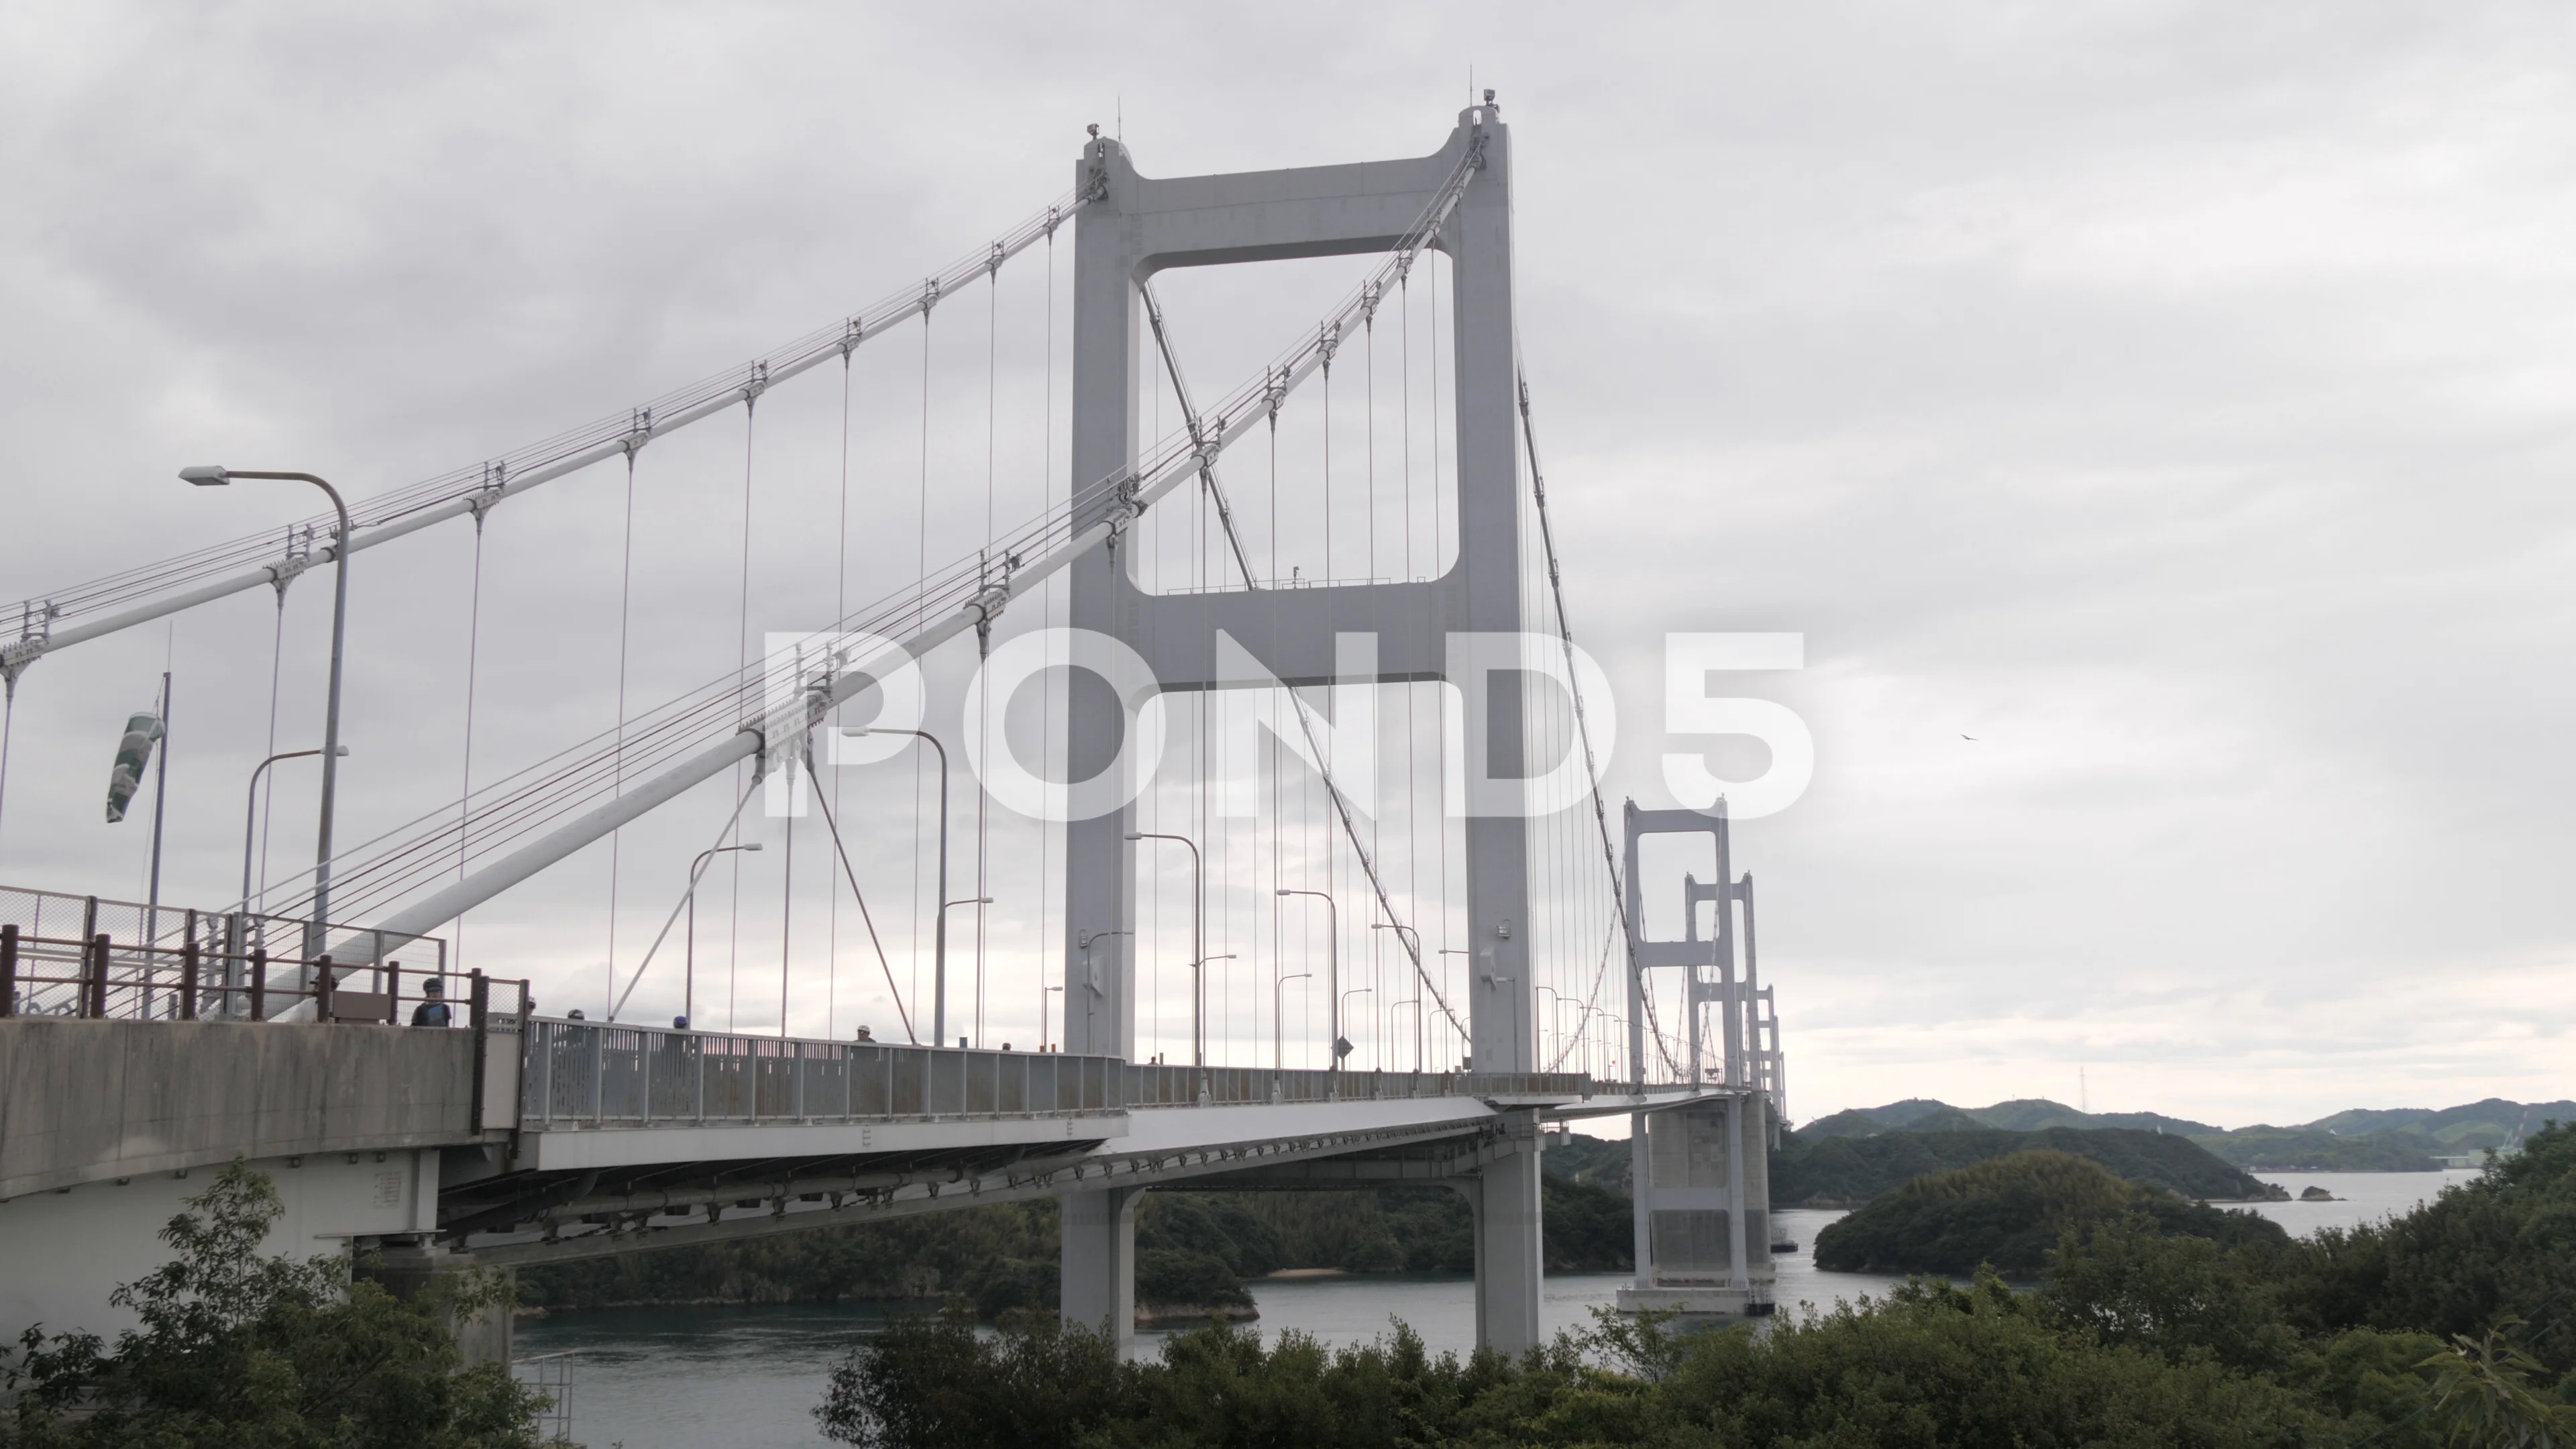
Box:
[851,727,954,1044]
[241,746,345,916]
[941,896,994,1048]
[1127,832,1205,1067]
[1074,927,1131,1053]
[1341,986,1375,1068]
[1277,888,1341,1072]
[1388,996,1424,1073]
[1372,922,1420,1069]
[1273,971,1311,1071]
[686,842,762,1026]
[184,467,350,965]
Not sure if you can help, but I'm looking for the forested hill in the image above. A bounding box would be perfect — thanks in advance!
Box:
[1772,1125,2275,1207]
[1801,1094,2572,1172]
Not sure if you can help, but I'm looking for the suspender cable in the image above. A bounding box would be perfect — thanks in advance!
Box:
[605,445,639,1015]
[804,753,916,1042]
[1137,278,1465,1044]
[779,650,796,1039]
[1515,369,1675,1077]
[913,291,934,1034]
[1037,221,1057,1044]
[729,387,762,1030]
[977,244,999,1049]
[455,498,490,967]
[828,342,854,1039]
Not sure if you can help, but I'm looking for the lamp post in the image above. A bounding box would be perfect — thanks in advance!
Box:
[1128,832,1205,1067]
[1388,996,1424,1073]
[1273,971,1311,1071]
[1075,927,1130,1052]
[241,747,344,916]
[1277,888,1340,1073]
[941,896,992,1047]
[1440,948,1470,1067]
[1372,922,1420,1069]
[685,842,761,1026]
[1340,986,1374,1069]
[1536,985,1558,1071]
[183,468,350,963]
[853,727,953,1045]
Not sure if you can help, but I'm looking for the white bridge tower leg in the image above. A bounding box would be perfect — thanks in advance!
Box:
[1059,1185,1141,1356]
[1466,1109,1548,1354]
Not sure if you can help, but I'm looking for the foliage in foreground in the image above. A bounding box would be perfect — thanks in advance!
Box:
[0,1161,551,1449]
[815,1281,2458,1449]
[819,1124,2576,1448]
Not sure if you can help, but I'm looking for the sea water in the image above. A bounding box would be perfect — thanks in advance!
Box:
[513,1179,2475,1448]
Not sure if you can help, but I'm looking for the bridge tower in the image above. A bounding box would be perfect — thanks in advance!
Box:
[1058,102,1549,1352]
[1617,802,1777,1318]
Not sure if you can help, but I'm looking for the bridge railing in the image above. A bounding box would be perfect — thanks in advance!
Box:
[517,1018,1595,1130]
[0,883,466,1023]
[521,1020,1124,1125]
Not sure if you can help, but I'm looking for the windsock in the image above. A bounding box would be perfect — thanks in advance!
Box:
[105,709,164,823]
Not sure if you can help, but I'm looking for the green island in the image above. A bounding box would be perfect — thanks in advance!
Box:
[1773,1123,2277,1205]
[1802,1094,2572,1172]
[1808,1149,2287,1275]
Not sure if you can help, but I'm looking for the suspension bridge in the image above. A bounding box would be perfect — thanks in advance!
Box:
[0,101,1787,1361]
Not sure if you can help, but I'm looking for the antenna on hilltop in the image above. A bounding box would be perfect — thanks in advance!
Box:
[2080,1065,2089,1114]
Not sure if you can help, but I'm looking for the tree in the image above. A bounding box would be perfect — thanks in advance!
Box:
[1,1161,551,1448]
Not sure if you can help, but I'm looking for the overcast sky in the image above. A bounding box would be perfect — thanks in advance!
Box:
[2,2,2569,1129]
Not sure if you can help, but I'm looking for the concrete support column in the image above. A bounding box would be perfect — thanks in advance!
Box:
[1060,1185,1142,1357]
[1468,1109,1545,1354]
[362,1244,513,1367]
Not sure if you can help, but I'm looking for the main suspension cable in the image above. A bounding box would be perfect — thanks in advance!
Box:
[5,188,1098,676]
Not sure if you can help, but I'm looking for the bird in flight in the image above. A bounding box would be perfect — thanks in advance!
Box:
[1961,733,1980,741]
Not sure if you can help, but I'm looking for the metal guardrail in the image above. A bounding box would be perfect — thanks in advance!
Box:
[518,1018,1595,1129]
[0,883,458,1022]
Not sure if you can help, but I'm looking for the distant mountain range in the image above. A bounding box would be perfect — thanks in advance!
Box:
[1800,1097,2573,1172]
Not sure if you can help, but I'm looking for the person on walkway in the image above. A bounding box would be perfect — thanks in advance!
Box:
[409,976,452,1028]
[853,1024,875,1042]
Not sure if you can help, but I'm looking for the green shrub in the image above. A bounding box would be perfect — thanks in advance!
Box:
[0,1161,549,1448]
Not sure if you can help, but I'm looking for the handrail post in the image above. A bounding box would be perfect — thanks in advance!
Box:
[0,924,17,1017]
[313,955,335,1022]
[468,969,490,1132]
[387,960,402,1024]
[250,947,268,1019]
[180,910,201,1020]
[87,933,110,1018]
